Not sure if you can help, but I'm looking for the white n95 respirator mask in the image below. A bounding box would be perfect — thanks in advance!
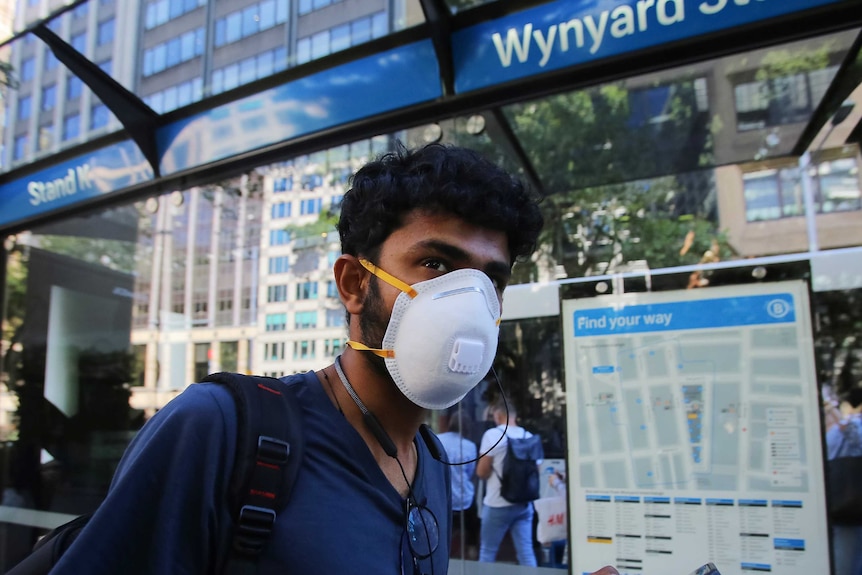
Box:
[347,258,502,410]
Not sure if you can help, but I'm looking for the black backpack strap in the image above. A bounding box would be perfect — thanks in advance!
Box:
[5,513,93,575]
[200,372,305,574]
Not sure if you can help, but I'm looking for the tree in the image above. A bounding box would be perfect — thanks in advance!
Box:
[473,79,727,282]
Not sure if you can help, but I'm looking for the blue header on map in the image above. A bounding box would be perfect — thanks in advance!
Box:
[573,293,796,337]
[0,140,153,229]
[451,0,845,93]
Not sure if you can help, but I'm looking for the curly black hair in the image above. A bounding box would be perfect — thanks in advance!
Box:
[337,142,544,264]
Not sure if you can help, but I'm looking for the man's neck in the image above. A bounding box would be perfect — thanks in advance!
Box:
[336,349,424,455]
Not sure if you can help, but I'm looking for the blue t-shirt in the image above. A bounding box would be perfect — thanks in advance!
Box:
[436,432,476,511]
[827,415,862,459]
[50,371,451,574]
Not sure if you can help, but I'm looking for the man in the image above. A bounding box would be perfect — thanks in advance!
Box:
[825,386,862,575]
[476,400,538,566]
[437,412,478,558]
[44,143,542,575]
[45,142,618,575]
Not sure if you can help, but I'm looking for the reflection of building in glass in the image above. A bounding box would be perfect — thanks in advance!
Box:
[128,136,393,413]
[515,31,862,273]
[712,34,862,257]
[2,0,414,170]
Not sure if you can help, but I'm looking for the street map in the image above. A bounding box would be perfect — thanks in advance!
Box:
[563,281,829,575]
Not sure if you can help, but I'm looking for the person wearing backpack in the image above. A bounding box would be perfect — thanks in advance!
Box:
[824,386,862,575]
[476,399,542,566]
[15,143,547,575]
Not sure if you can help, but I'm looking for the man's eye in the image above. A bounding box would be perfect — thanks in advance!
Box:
[423,260,450,273]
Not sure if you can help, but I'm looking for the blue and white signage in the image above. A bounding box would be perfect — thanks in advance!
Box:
[158,41,441,175]
[0,140,153,229]
[452,0,848,93]
[562,281,830,574]
[573,292,796,336]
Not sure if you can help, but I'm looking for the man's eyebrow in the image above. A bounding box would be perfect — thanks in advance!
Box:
[416,239,511,279]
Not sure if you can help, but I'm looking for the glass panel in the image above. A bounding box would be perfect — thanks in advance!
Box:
[0,14,125,173]
[1,13,861,575]
[0,0,430,176]
[468,29,858,281]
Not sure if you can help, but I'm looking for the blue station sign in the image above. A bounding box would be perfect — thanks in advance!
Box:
[0,0,849,231]
[0,140,153,229]
[157,40,441,175]
[451,0,848,93]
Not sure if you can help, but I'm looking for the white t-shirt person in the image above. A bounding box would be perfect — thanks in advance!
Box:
[479,423,539,507]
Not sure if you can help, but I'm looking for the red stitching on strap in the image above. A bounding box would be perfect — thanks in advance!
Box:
[250,489,276,500]
[257,383,282,395]
[257,461,279,470]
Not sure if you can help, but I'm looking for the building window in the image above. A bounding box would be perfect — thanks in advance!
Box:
[265,313,287,332]
[300,198,322,215]
[146,0,168,29]
[296,281,318,300]
[295,311,317,329]
[815,155,862,214]
[743,168,800,222]
[293,340,316,360]
[742,151,862,221]
[20,57,35,82]
[268,256,290,274]
[270,229,290,245]
[267,284,288,302]
[264,341,285,360]
[194,343,210,383]
[72,3,88,18]
[296,11,386,65]
[97,18,115,46]
[220,341,238,372]
[326,280,338,298]
[210,47,287,95]
[40,85,55,113]
[146,0,205,30]
[37,125,54,151]
[143,27,203,76]
[43,50,58,71]
[13,134,28,161]
[71,32,87,53]
[325,308,345,327]
[17,95,31,120]
[63,114,80,140]
[90,103,110,129]
[734,66,839,132]
[271,202,291,219]
[145,77,203,113]
[324,338,345,357]
[273,176,293,192]
[299,0,345,15]
[67,75,83,100]
[214,0,288,48]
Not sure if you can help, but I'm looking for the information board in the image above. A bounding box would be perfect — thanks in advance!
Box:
[562,281,829,575]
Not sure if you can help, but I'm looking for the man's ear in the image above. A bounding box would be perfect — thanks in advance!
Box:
[333,255,368,314]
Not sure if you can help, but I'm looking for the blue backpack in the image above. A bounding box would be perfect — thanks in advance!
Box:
[497,429,543,504]
[7,373,305,575]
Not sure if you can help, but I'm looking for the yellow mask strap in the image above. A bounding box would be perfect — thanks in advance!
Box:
[346,340,395,358]
[359,258,418,299]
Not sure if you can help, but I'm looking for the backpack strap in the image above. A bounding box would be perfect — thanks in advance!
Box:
[200,372,305,573]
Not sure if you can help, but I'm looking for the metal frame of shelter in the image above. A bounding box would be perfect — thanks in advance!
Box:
[0,0,859,236]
